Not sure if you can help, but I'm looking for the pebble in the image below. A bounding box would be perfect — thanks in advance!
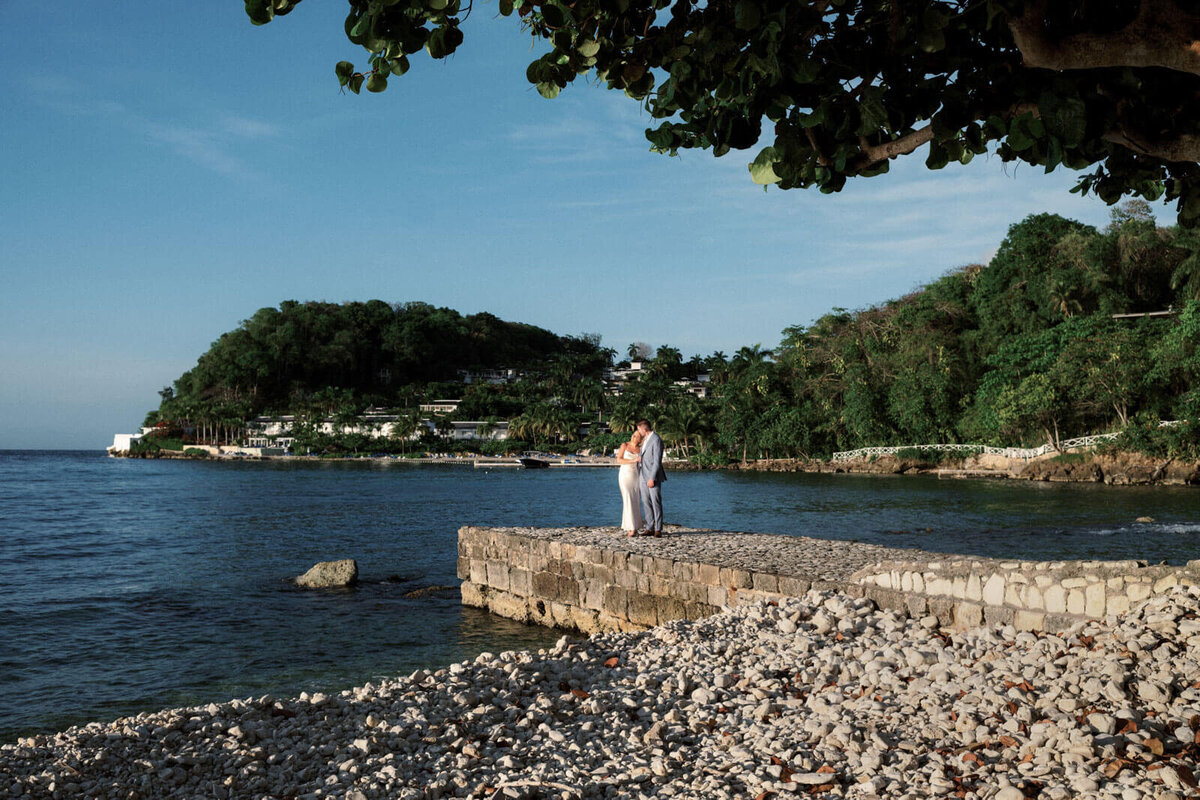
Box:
[7,586,1200,800]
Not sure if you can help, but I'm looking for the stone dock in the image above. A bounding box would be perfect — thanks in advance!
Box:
[458,525,1200,633]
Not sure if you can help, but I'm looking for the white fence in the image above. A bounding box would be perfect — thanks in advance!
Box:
[830,422,1183,463]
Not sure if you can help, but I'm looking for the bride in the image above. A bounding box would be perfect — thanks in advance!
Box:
[615,430,644,536]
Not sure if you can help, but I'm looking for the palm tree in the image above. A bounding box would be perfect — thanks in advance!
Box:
[475,418,497,441]
[571,378,605,415]
[1169,227,1200,301]
[606,412,635,433]
[659,402,707,459]
[733,343,773,366]
[389,411,422,454]
[1047,278,1084,319]
[706,351,728,369]
[508,412,535,445]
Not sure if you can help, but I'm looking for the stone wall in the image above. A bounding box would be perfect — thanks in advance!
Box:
[458,526,1200,635]
[457,526,851,635]
[852,556,1200,631]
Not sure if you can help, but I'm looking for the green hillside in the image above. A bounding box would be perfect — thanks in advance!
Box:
[141,203,1200,461]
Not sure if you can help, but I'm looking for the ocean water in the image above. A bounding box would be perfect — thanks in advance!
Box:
[3,450,1200,741]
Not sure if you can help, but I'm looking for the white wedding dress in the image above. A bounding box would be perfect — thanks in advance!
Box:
[618,449,643,533]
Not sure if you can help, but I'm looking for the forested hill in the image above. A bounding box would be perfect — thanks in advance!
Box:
[737,202,1200,458]
[143,203,1200,462]
[152,301,604,421]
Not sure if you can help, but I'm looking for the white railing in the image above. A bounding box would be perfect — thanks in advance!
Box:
[830,421,1183,462]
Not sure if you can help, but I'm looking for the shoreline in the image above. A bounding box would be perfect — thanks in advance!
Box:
[728,449,1200,487]
[5,586,1200,799]
[106,447,1200,486]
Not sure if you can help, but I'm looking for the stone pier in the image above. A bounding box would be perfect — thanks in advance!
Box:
[458,525,1200,634]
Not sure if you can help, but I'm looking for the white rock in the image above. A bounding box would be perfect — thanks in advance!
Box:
[790,772,838,785]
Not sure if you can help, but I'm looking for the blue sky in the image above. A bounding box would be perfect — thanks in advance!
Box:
[0,4,1168,449]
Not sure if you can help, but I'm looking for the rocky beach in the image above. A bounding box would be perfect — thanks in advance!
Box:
[729,452,1200,487]
[5,584,1200,799]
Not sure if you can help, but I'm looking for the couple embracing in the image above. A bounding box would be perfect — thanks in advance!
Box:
[615,419,666,537]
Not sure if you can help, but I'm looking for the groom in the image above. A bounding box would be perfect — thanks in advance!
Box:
[635,418,666,536]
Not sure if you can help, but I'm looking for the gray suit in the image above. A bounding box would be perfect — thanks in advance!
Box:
[638,430,666,532]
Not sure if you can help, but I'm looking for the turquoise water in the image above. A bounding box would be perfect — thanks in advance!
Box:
[3,450,1200,741]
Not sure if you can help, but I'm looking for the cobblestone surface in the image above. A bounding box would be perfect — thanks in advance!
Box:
[485,525,942,582]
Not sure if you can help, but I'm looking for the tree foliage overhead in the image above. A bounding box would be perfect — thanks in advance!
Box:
[246,0,1200,223]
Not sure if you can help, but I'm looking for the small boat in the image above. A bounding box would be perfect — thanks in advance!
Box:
[519,457,551,469]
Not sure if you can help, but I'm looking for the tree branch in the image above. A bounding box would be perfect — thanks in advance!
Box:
[1102,128,1200,162]
[806,128,831,166]
[1009,0,1200,76]
[850,125,934,171]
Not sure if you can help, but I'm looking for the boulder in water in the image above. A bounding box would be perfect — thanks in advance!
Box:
[295,559,358,588]
[403,584,458,599]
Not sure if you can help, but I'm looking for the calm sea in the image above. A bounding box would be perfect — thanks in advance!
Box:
[3,450,1200,741]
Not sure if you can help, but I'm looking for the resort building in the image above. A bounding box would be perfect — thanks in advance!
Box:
[241,412,508,448]
[676,378,711,399]
[431,420,510,441]
[457,368,520,385]
[418,400,460,414]
[109,433,143,451]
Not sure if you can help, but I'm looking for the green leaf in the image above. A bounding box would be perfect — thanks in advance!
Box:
[526,59,548,84]
[751,145,779,167]
[1037,93,1087,148]
[798,107,825,128]
[245,0,275,25]
[425,25,462,58]
[499,0,514,14]
[335,61,355,85]
[749,160,781,185]
[925,141,949,170]
[348,74,365,94]
[537,81,561,99]
[366,73,388,92]
[792,60,820,84]
[429,0,449,9]
[917,29,944,53]
[390,55,410,76]
[922,5,950,30]
[578,39,601,58]
[858,89,888,133]
[1007,124,1032,152]
[734,0,761,30]
[350,14,371,39]
[540,3,565,27]
[1044,137,1062,172]
[749,146,781,184]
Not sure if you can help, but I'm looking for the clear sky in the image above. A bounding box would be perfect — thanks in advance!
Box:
[0,4,1170,449]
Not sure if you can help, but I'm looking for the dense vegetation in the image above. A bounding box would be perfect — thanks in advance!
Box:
[142,203,1200,460]
[712,202,1200,461]
[145,300,607,434]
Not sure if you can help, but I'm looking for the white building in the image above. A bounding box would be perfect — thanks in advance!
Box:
[458,368,519,385]
[424,422,508,441]
[419,400,460,414]
[605,361,646,382]
[109,433,143,452]
[244,410,509,447]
